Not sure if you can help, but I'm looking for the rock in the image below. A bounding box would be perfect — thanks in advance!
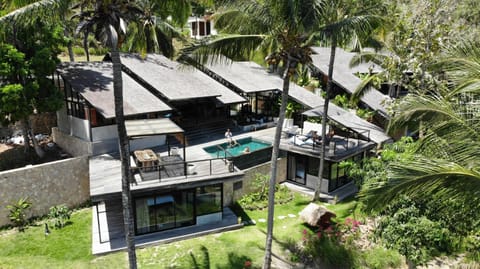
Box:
[299,203,336,228]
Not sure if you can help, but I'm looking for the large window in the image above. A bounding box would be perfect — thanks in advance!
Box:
[173,191,195,228]
[196,184,222,216]
[135,190,195,235]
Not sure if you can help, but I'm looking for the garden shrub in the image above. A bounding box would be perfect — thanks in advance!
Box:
[48,204,72,229]
[6,197,32,231]
[301,219,360,268]
[237,174,293,210]
[376,196,453,265]
[360,246,403,269]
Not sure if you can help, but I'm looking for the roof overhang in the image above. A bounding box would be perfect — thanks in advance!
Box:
[125,118,183,138]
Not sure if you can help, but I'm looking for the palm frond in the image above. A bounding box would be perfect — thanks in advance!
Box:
[185,34,266,65]
[387,94,467,134]
[0,0,60,26]
[350,51,387,68]
[351,73,381,102]
[437,39,480,97]
[360,157,480,212]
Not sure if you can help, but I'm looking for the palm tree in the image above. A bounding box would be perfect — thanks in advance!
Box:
[360,93,480,210]
[359,39,480,211]
[0,0,77,61]
[75,1,142,268]
[124,0,190,57]
[182,1,321,268]
[312,0,385,201]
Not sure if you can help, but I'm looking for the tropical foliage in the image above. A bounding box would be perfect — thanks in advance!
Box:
[182,1,323,267]
[0,23,64,156]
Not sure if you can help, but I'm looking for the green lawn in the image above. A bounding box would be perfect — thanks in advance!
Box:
[0,193,363,269]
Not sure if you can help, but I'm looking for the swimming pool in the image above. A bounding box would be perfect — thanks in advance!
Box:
[203,137,271,158]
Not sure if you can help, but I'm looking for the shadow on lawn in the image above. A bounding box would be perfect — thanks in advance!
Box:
[229,203,254,225]
[188,245,259,269]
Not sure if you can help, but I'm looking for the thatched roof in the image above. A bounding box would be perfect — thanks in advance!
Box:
[120,54,245,104]
[57,62,171,119]
[299,203,336,227]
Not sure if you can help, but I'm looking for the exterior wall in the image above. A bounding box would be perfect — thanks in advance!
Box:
[92,125,117,141]
[56,107,90,141]
[223,157,287,206]
[56,107,70,133]
[52,127,92,156]
[55,125,167,157]
[305,174,329,193]
[0,156,90,227]
[71,116,90,141]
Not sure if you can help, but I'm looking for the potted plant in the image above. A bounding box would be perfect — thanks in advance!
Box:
[282,101,302,128]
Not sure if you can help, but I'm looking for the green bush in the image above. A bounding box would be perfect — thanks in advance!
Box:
[6,197,32,231]
[333,94,352,109]
[72,46,85,56]
[361,246,403,269]
[465,232,480,261]
[238,174,293,210]
[376,196,454,265]
[48,204,72,228]
[302,228,357,268]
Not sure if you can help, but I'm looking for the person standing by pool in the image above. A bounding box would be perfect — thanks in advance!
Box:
[225,128,233,145]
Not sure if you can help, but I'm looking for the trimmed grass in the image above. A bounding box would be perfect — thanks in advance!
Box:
[0,193,375,269]
[58,54,105,62]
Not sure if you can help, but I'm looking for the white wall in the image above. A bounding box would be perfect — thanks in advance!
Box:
[70,116,90,141]
[92,125,117,141]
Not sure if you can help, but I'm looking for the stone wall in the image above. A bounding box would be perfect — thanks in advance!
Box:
[0,156,90,227]
[223,157,287,206]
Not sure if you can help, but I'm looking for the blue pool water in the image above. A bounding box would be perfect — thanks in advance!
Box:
[203,137,271,158]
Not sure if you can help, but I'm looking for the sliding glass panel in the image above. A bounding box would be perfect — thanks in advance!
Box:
[294,156,306,185]
[174,191,195,227]
[135,197,150,234]
[196,184,222,216]
[152,195,175,231]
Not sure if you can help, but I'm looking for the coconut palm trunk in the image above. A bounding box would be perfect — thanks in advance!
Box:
[314,40,336,201]
[110,44,137,269]
[263,58,292,269]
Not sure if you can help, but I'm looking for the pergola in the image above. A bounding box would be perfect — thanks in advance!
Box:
[125,118,186,159]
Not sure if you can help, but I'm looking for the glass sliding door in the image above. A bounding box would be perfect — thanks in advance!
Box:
[173,191,195,228]
[289,154,306,185]
[135,195,176,234]
[150,196,175,231]
[196,184,222,216]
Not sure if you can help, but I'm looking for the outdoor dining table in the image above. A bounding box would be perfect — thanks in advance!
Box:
[134,149,158,172]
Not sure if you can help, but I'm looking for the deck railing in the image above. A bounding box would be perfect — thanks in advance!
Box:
[129,156,235,184]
